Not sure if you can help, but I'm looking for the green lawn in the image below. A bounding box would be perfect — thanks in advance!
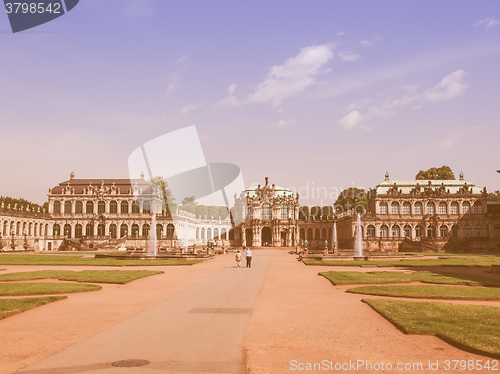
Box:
[320,270,500,287]
[363,299,500,358]
[0,282,101,296]
[348,285,500,300]
[0,254,202,266]
[305,256,500,267]
[0,270,163,284]
[0,297,66,319]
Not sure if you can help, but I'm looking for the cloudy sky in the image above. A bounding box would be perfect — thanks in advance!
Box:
[1,1,499,206]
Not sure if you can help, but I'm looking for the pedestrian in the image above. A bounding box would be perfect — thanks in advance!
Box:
[245,247,253,268]
[235,250,242,267]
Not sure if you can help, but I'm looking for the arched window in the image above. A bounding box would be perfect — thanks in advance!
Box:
[3,221,7,235]
[201,227,205,240]
[109,224,117,239]
[452,225,460,238]
[307,228,313,239]
[63,224,71,238]
[391,202,400,215]
[463,224,471,238]
[262,203,271,220]
[97,223,105,237]
[132,201,140,214]
[142,224,150,238]
[143,200,151,214]
[28,223,32,236]
[196,227,200,240]
[473,201,483,215]
[109,201,118,214]
[415,225,423,239]
[462,201,471,214]
[402,202,411,215]
[221,228,227,240]
[314,228,320,239]
[53,224,60,237]
[404,225,412,238]
[427,202,435,215]
[156,224,163,239]
[121,201,129,214]
[450,201,459,215]
[414,202,423,215]
[474,224,483,237]
[17,222,21,235]
[86,223,94,237]
[74,201,83,214]
[367,225,375,238]
[392,225,400,238]
[214,228,219,239]
[300,228,305,240]
[322,228,327,240]
[207,228,212,239]
[380,225,389,238]
[427,225,436,238]
[131,224,139,238]
[439,202,447,215]
[494,224,500,238]
[98,201,105,214]
[86,201,94,214]
[53,201,61,214]
[75,224,83,239]
[440,225,449,238]
[280,206,288,220]
[120,224,128,237]
[64,201,72,214]
[379,202,388,215]
[166,224,175,236]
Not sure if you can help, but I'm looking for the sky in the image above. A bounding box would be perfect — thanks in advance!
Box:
[1,0,499,206]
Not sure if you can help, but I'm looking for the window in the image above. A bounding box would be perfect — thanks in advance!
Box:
[121,201,129,214]
[166,223,175,236]
[63,224,71,238]
[201,227,205,240]
[415,225,423,239]
[439,202,447,215]
[474,224,483,237]
[450,202,459,215]
[109,224,117,239]
[64,201,72,214]
[402,202,411,215]
[462,201,471,214]
[391,202,399,215]
[75,201,83,214]
[367,225,375,238]
[53,224,60,237]
[143,200,151,214]
[300,228,305,240]
[380,225,388,238]
[214,228,219,239]
[440,225,449,238]
[75,224,82,239]
[157,224,163,239]
[142,224,150,238]
[322,228,326,239]
[221,228,227,240]
[98,201,105,214]
[53,201,61,214]
[86,201,94,214]
[110,201,118,214]
[414,202,423,215]
[404,225,412,239]
[452,225,460,238]
[427,202,435,215]
[131,224,139,238]
[97,223,104,237]
[427,226,435,238]
[280,206,288,220]
[463,224,471,238]
[120,224,128,237]
[315,228,320,239]
[392,225,400,238]
[207,228,212,239]
[86,224,94,237]
[379,202,388,214]
[132,201,140,214]
[473,202,483,215]
[307,228,313,239]
[262,203,272,220]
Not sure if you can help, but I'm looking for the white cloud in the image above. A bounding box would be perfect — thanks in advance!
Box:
[179,104,199,114]
[424,70,467,102]
[338,51,361,62]
[474,17,499,30]
[336,110,364,130]
[247,44,334,107]
[165,73,180,95]
[277,119,296,127]
[216,84,241,107]
[439,138,457,148]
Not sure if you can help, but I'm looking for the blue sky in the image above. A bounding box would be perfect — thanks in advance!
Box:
[1,0,499,205]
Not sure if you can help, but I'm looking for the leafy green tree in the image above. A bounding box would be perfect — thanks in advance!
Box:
[416,165,455,180]
[310,206,321,219]
[322,206,333,219]
[207,206,218,219]
[487,191,500,202]
[0,196,48,212]
[150,176,176,213]
[218,206,229,219]
[334,188,367,215]
[298,206,309,220]
[195,205,208,217]
[180,196,196,214]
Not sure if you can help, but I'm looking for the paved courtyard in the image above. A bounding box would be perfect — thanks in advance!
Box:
[0,250,498,374]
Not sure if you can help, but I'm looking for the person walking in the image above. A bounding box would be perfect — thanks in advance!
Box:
[235,250,242,267]
[245,247,253,268]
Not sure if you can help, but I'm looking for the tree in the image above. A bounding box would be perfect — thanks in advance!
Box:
[298,206,309,220]
[322,206,333,219]
[195,205,208,217]
[180,196,196,214]
[207,206,218,219]
[334,188,367,215]
[218,206,229,219]
[487,191,500,202]
[416,165,455,180]
[310,206,321,220]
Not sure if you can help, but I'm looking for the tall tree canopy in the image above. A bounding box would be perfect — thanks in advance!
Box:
[334,188,367,214]
[415,165,455,180]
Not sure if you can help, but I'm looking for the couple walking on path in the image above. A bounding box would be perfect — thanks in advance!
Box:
[235,246,252,268]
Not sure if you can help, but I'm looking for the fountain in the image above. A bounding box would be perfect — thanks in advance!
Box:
[354,213,367,260]
[147,213,158,256]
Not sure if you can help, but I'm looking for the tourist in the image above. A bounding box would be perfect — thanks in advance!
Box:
[245,247,253,268]
[235,250,242,267]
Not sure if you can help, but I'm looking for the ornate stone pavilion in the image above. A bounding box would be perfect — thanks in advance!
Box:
[232,177,300,247]
[337,172,500,252]
[0,172,231,251]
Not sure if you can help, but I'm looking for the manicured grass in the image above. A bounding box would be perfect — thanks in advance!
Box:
[348,285,500,300]
[0,282,101,296]
[320,270,500,287]
[0,270,163,284]
[363,299,500,358]
[305,256,500,267]
[0,296,67,319]
[0,254,202,266]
